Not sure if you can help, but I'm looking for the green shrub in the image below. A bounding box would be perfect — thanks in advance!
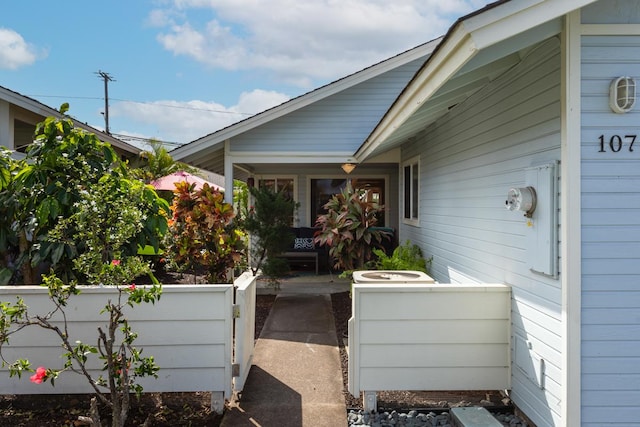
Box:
[243,186,298,278]
[370,240,432,274]
[314,182,390,272]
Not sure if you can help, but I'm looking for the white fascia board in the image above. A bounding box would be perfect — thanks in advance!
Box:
[0,87,55,118]
[356,28,476,161]
[172,39,442,159]
[229,151,356,164]
[356,0,598,162]
[172,138,225,161]
[464,0,597,50]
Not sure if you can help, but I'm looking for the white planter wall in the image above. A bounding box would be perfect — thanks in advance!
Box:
[0,280,255,405]
[348,283,511,401]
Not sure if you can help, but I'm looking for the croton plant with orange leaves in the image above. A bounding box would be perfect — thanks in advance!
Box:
[166,181,245,283]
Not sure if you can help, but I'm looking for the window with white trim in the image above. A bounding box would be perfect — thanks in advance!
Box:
[256,176,296,225]
[257,177,295,200]
[403,157,419,224]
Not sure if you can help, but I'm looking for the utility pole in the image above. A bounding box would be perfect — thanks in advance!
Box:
[95,70,115,134]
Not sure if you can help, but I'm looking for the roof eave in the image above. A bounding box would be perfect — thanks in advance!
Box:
[355,0,598,161]
[355,26,477,161]
[172,38,442,161]
[1,85,140,155]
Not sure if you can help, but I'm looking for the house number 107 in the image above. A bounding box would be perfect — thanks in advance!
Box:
[598,134,636,153]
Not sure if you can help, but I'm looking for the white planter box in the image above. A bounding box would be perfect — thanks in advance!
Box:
[0,283,238,398]
[348,282,511,407]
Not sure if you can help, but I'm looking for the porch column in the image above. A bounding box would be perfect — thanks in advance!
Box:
[560,10,582,427]
[224,139,234,204]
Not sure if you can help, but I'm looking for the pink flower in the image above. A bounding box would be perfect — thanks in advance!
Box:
[30,366,47,384]
[128,284,136,291]
[111,260,121,266]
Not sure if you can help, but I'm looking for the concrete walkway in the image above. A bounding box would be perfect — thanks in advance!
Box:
[221,275,349,426]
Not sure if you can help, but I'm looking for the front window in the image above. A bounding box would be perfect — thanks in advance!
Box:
[257,177,296,225]
[403,157,419,224]
[310,177,385,226]
[258,177,294,200]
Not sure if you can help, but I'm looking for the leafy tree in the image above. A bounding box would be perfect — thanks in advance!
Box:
[314,182,391,271]
[0,148,24,284]
[243,186,299,277]
[0,172,164,427]
[165,181,245,283]
[0,105,169,284]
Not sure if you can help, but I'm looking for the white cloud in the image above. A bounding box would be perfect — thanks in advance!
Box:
[111,89,290,144]
[0,28,43,70]
[152,1,490,88]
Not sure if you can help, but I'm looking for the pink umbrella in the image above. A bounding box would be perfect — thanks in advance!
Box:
[150,171,223,192]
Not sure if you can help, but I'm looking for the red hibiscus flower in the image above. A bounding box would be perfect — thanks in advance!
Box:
[30,366,47,384]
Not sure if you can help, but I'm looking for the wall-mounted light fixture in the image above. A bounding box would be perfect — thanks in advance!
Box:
[610,76,636,114]
[341,163,357,174]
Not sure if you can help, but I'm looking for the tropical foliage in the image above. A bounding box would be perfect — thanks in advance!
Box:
[314,182,390,271]
[129,139,195,184]
[165,181,245,283]
[369,240,432,274]
[243,186,299,278]
[0,104,169,285]
[0,107,168,427]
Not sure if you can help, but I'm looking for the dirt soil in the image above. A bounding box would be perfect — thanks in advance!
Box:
[0,271,508,426]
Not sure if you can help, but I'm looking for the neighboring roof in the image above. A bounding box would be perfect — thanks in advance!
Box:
[150,171,224,192]
[171,38,442,166]
[355,0,598,160]
[0,85,140,156]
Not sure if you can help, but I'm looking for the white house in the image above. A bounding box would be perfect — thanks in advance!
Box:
[173,1,640,425]
[172,38,444,233]
[0,85,140,159]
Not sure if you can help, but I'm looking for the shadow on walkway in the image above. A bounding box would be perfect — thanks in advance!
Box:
[221,293,347,427]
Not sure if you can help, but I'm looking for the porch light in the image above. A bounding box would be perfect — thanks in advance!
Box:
[341,163,357,174]
[610,76,636,113]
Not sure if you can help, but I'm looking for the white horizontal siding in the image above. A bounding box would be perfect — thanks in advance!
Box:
[401,37,563,427]
[232,58,425,153]
[0,285,234,396]
[348,284,511,396]
[581,30,640,426]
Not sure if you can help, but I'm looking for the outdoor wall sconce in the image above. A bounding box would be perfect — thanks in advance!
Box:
[610,76,636,114]
[505,186,537,218]
[341,163,357,174]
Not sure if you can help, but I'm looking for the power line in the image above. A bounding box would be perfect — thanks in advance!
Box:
[27,94,256,116]
[110,133,184,147]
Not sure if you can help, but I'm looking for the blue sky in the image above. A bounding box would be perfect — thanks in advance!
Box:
[0,0,489,148]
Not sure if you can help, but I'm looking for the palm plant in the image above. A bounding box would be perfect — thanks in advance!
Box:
[130,139,195,184]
